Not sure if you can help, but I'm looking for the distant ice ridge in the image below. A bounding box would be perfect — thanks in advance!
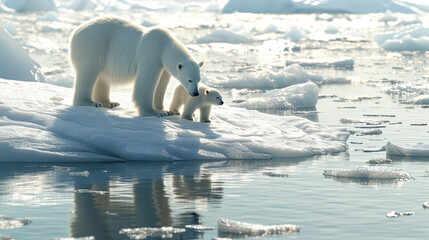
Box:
[324,166,413,180]
[374,25,429,51]
[0,79,349,162]
[0,27,46,82]
[222,0,429,14]
[386,142,429,157]
[206,64,349,89]
[3,0,57,12]
[233,82,319,110]
[217,218,300,238]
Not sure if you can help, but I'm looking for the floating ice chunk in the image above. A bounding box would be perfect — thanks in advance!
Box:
[379,10,398,24]
[206,64,322,89]
[0,27,46,82]
[119,227,186,239]
[282,27,306,42]
[324,166,412,180]
[423,202,429,209]
[4,0,57,12]
[386,211,414,218]
[51,237,95,240]
[185,225,214,230]
[340,118,384,125]
[68,171,90,177]
[366,158,392,165]
[386,142,429,157]
[0,215,31,229]
[375,26,429,51]
[263,172,289,178]
[349,129,383,136]
[405,94,429,105]
[74,189,108,195]
[233,82,319,110]
[217,218,299,238]
[196,29,255,44]
[287,59,354,70]
[325,26,339,34]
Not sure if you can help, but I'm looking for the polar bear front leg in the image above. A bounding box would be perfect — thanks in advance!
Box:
[199,106,212,123]
[153,70,173,115]
[73,70,102,107]
[133,66,169,117]
[181,103,197,121]
[92,77,120,108]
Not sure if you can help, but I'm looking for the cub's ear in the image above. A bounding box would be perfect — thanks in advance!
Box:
[205,89,210,94]
[199,61,204,68]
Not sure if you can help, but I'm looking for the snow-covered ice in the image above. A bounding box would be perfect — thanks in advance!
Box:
[286,59,354,70]
[196,29,255,44]
[119,227,186,239]
[217,218,300,238]
[233,82,319,110]
[0,27,45,82]
[324,166,413,180]
[386,142,429,157]
[0,215,31,229]
[0,78,349,162]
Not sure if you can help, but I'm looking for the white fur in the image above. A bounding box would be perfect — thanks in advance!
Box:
[70,16,204,117]
[170,83,224,122]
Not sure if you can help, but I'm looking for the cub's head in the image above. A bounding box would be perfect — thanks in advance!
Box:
[175,60,204,97]
[203,88,224,106]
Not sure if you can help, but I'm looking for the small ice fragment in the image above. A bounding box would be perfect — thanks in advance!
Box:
[410,123,428,126]
[350,129,383,136]
[399,212,414,216]
[423,202,429,209]
[74,189,108,195]
[366,158,392,165]
[386,211,399,218]
[185,225,214,230]
[355,126,386,129]
[350,141,363,144]
[0,215,31,229]
[323,166,413,180]
[68,171,90,177]
[263,172,289,178]
[51,237,95,240]
[119,227,186,239]
[217,218,299,238]
[363,146,386,152]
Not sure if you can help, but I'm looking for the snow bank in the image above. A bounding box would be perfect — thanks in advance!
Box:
[196,29,255,44]
[206,64,323,89]
[222,0,429,14]
[374,26,429,51]
[0,79,349,162]
[233,82,319,110]
[0,27,45,82]
[386,142,429,157]
[286,59,354,70]
[217,218,299,238]
[324,166,413,180]
[3,0,57,12]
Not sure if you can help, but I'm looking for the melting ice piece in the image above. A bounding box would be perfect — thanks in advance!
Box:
[423,202,429,209]
[366,158,392,165]
[217,218,299,238]
[386,142,429,157]
[323,166,413,180]
[185,225,215,230]
[349,129,383,136]
[386,211,414,218]
[0,215,31,229]
[119,227,186,239]
[263,172,290,178]
[51,237,95,240]
[74,189,108,195]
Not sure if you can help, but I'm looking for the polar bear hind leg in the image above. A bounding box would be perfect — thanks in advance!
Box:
[92,76,120,108]
[73,68,103,107]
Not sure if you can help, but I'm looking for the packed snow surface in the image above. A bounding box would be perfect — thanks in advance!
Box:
[386,142,429,157]
[222,0,429,14]
[0,27,45,82]
[0,79,349,162]
[324,166,413,180]
[217,218,300,238]
[233,82,319,110]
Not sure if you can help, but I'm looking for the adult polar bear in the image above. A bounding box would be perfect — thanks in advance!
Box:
[70,17,203,117]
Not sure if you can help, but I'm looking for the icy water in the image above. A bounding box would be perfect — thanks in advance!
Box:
[1,10,429,240]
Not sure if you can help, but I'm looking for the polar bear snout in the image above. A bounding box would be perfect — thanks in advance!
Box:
[219,101,224,105]
[189,90,199,97]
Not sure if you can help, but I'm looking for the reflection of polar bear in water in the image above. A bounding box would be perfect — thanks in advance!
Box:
[70,17,204,117]
[170,83,224,122]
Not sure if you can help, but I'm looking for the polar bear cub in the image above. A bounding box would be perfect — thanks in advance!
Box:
[70,17,203,117]
[170,83,224,122]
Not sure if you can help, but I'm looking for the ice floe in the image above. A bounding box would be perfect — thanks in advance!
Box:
[185,225,215,231]
[386,211,414,218]
[324,166,413,180]
[340,118,386,125]
[286,59,354,70]
[119,227,186,239]
[349,129,383,136]
[374,25,429,51]
[0,27,45,82]
[386,142,429,157]
[196,29,255,44]
[233,82,319,110]
[222,0,429,14]
[0,78,349,162]
[0,215,31,229]
[423,202,429,209]
[217,218,299,238]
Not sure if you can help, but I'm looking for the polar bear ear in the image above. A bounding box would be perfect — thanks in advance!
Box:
[199,61,204,68]
[205,89,210,95]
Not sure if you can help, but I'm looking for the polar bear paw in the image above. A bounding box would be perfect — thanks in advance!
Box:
[104,102,120,108]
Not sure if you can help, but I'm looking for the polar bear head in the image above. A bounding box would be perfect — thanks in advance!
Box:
[173,60,204,97]
[203,87,224,106]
